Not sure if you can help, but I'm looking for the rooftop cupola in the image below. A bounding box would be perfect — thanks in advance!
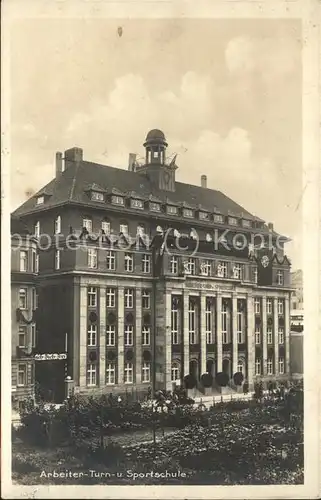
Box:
[143,129,168,165]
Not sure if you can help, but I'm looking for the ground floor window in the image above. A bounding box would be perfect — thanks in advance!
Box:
[267,358,273,375]
[237,360,245,374]
[142,362,150,382]
[106,363,115,384]
[86,363,97,386]
[279,357,285,374]
[17,364,27,386]
[255,358,261,376]
[171,362,180,382]
[124,363,133,384]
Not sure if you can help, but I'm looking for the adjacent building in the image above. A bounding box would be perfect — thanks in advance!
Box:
[11,129,293,401]
[290,270,303,379]
[11,219,38,409]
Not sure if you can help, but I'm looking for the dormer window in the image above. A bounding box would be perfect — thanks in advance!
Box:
[150,202,161,212]
[183,208,194,218]
[228,217,238,226]
[91,191,104,202]
[242,219,252,228]
[214,214,224,223]
[131,199,144,209]
[199,212,209,220]
[167,205,178,215]
[112,195,124,206]
[36,196,44,205]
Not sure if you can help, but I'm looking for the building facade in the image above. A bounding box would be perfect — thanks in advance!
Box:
[12,129,292,400]
[11,220,38,409]
[290,270,303,379]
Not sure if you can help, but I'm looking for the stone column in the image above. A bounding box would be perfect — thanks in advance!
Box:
[165,291,172,390]
[262,296,267,376]
[117,286,124,385]
[273,297,279,377]
[183,290,190,376]
[232,292,238,376]
[246,294,255,390]
[216,292,223,373]
[284,295,290,374]
[200,293,207,375]
[79,285,87,387]
[99,287,106,386]
[135,287,142,384]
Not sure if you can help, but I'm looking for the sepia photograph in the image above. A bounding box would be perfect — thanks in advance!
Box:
[1,0,320,499]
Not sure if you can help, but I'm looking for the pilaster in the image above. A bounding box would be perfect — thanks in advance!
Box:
[135,287,142,384]
[183,290,190,376]
[79,285,87,387]
[117,286,124,385]
[262,296,267,376]
[232,292,238,375]
[99,287,106,386]
[216,292,222,373]
[200,293,207,375]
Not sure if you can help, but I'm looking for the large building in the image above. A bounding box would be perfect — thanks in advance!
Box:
[12,129,292,400]
[11,219,38,409]
[290,270,303,379]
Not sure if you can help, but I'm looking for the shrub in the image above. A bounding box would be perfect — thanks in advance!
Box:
[215,372,229,387]
[201,373,213,388]
[183,374,197,389]
[233,372,244,386]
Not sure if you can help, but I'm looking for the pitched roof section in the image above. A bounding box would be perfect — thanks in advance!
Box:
[12,160,260,223]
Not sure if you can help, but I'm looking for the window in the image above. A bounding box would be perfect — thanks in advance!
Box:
[18,326,27,348]
[142,289,150,309]
[183,208,193,218]
[237,309,244,343]
[253,267,258,284]
[206,233,212,242]
[150,202,161,212]
[267,298,273,314]
[106,288,115,308]
[237,360,244,374]
[55,215,61,234]
[19,288,27,309]
[199,212,209,220]
[214,214,224,223]
[124,363,133,384]
[255,325,261,344]
[278,327,284,344]
[277,270,284,285]
[31,323,36,348]
[55,250,60,270]
[18,364,27,386]
[167,205,178,215]
[88,287,97,307]
[142,254,151,273]
[233,264,242,280]
[171,297,179,345]
[278,299,284,315]
[87,364,97,386]
[101,220,110,234]
[88,248,97,269]
[190,229,197,240]
[188,300,197,344]
[35,254,39,273]
[87,325,97,347]
[205,300,214,344]
[124,253,133,272]
[228,217,238,226]
[112,195,124,205]
[217,261,228,278]
[142,326,150,346]
[131,199,144,209]
[171,363,180,382]
[255,358,261,376]
[20,251,28,272]
[187,258,196,275]
[242,220,251,228]
[83,218,92,233]
[222,301,229,343]
[267,358,273,375]
[36,196,44,205]
[124,325,134,346]
[91,191,104,202]
[254,298,261,314]
[125,289,134,308]
[34,221,40,237]
[106,325,115,346]
[170,256,178,274]
[200,260,211,276]
[106,363,115,384]
[267,327,273,344]
[142,362,150,382]
[279,357,285,374]
[106,250,116,271]
[120,224,128,235]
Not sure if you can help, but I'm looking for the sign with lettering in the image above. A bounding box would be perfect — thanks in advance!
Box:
[188,281,235,291]
[35,353,67,361]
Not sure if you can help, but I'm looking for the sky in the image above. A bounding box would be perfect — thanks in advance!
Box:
[9,18,302,269]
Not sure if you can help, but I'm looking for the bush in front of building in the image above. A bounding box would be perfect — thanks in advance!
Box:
[233,372,244,386]
[215,372,229,387]
[200,373,213,388]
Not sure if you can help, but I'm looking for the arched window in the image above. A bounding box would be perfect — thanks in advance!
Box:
[171,362,180,382]
[237,359,245,374]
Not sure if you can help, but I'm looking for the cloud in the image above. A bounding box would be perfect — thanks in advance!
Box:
[225,37,254,73]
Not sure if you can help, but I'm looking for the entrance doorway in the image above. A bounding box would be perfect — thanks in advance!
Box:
[222,358,231,379]
[189,359,199,380]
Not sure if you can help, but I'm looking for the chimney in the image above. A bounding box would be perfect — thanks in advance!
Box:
[128,153,137,172]
[201,175,207,188]
[64,147,83,165]
[268,222,274,232]
[56,151,63,178]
